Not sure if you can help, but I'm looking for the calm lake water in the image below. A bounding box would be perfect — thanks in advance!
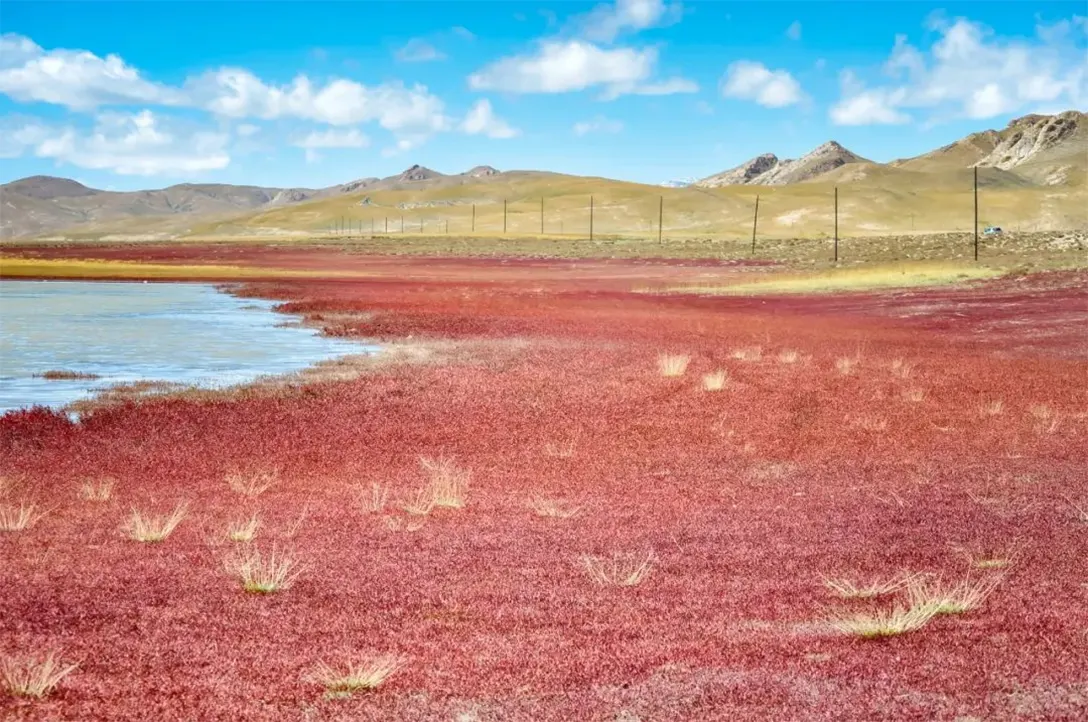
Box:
[0,280,374,414]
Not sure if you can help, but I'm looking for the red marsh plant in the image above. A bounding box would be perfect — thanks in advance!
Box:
[306,654,404,699]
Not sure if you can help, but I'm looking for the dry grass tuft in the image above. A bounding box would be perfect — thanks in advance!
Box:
[822,573,916,599]
[227,513,260,542]
[835,357,858,376]
[400,487,436,516]
[226,468,278,497]
[657,354,690,377]
[420,456,470,509]
[78,477,115,502]
[1065,497,1088,523]
[381,515,426,532]
[979,399,1004,416]
[360,483,389,514]
[544,440,577,458]
[731,346,763,362]
[0,502,45,532]
[226,545,301,593]
[827,601,939,638]
[2,650,78,698]
[702,370,728,391]
[777,350,801,364]
[907,575,1001,615]
[1028,404,1061,435]
[122,504,187,542]
[306,654,403,698]
[580,550,656,587]
[890,358,914,379]
[528,495,583,519]
[902,387,926,403]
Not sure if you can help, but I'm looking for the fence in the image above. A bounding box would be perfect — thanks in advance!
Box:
[316,169,1084,261]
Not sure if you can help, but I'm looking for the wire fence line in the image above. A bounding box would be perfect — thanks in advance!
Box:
[315,179,1084,260]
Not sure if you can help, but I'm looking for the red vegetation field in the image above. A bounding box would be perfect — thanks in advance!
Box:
[2,247,1087,720]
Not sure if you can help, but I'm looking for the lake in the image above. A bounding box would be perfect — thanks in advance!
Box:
[0,280,374,414]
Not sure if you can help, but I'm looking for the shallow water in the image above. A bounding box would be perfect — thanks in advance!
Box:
[0,280,374,414]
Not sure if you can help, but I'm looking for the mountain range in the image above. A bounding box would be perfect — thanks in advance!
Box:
[0,111,1084,240]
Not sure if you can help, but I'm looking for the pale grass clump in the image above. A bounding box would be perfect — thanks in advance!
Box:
[777,349,801,364]
[1066,497,1088,523]
[890,358,914,379]
[902,387,926,403]
[227,514,260,542]
[226,468,278,497]
[979,399,1004,416]
[544,440,577,459]
[657,354,690,377]
[306,654,403,698]
[122,504,187,542]
[907,575,1001,615]
[0,502,45,532]
[827,601,939,638]
[731,346,763,362]
[359,483,389,514]
[835,357,858,376]
[702,370,728,392]
[822,572,917,599]
[381,515,426,533]
[227,545,301,594]
[580,550,655,587]
[2,650,78,698]
[420,456,470,509]
[528,495,583,519]
[79,477,115,502]
[400,487,436,517]
[1028,405,1061,435]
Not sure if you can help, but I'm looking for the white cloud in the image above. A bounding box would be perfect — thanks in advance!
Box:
[460,99,519,138]
[395,39,445,63]
[830,17,1088,125]
[575,0,682,43]
[451,26,475,40]
[786,21,802,41]
[190,69,451,142]
[295,128,369,149]
[0,33,183,110]
[235,123,260,137]
[7,110,229,175]
[468,39,694,99]
[573,115,623,135]
[720,61,804,107]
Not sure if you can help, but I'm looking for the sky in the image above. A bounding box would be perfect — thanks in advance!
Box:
[1,0,1086,191]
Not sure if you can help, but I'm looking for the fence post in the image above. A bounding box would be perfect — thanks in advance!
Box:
[590,195,594,241]
[973,166,979,261]
[834,186,839,263]
[541,197,544,235]
[472,204,475,233]
[503,199,508,234]
[400,215,404,233]
[751,195,760,255]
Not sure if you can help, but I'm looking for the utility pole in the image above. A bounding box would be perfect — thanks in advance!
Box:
[400,215,404,233]
[834,186,839,263]
[589,195,594,241]
[503,199,507,234]
[658,195,664,245]
[541,197,544,235]
[471,204,475,233]
[751,195,760,255]
[384,216,388,233]
[973,166,979,261]
[445,220,448,234]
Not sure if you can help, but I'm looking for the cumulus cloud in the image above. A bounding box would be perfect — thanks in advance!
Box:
[460,99,519,138]
[720,61,804,107]
[573,115,623,135]
[830,17,1088,125]
[395,39,445,63]
[0,33,183,110]
[574,0,682,43]
[189,69,452,146]
[4,110,229,175]
[468,39,694,99]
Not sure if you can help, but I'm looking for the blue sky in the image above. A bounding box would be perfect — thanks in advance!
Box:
[1,1,1085,190]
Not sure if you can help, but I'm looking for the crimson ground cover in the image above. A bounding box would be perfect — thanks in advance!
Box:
[2,249,1086,720]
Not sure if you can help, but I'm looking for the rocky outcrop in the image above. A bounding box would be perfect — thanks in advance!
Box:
[695,142,868,187]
